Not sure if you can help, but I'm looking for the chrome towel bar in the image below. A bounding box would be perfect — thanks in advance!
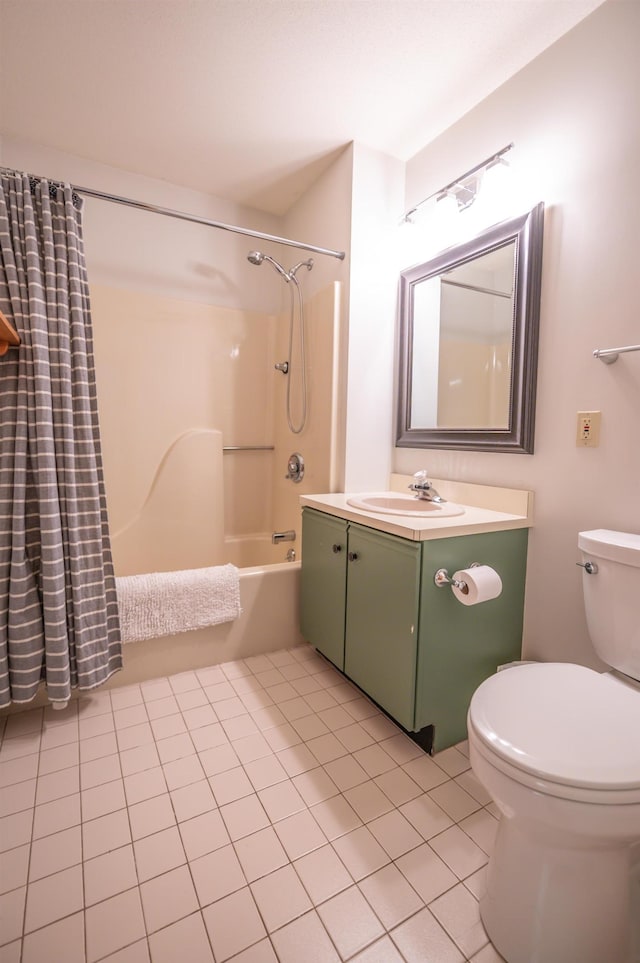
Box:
[593,344,640,364]
[222,445,274,452]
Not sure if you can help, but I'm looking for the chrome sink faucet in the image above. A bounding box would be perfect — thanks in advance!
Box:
[408,470,446,503]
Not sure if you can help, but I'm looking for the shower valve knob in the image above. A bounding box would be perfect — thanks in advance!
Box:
[285,452,304,483]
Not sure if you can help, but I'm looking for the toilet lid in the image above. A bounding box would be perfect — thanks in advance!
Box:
[469,663,640,791]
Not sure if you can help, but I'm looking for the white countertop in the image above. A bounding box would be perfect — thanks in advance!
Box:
[300,477,533,542]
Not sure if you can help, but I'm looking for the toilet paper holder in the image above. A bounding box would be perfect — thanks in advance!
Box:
[434,562,481,592]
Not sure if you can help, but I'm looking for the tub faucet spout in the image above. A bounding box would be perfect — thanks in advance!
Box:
[272,530,296,544]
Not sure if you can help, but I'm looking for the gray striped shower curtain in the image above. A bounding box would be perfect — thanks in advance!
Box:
[0,173,122,707]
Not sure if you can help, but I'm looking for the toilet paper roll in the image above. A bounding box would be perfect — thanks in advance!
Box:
[451,565,502,606]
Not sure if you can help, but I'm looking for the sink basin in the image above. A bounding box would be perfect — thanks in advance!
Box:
[346,493,465,518]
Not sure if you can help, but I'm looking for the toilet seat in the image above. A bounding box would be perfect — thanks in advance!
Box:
[468,662,640,802]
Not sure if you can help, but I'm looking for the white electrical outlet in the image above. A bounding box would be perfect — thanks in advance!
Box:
[576,411,601,447]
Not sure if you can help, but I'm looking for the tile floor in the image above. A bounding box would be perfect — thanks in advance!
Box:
[0,643,505,963]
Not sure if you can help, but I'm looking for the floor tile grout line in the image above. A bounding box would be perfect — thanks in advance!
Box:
[2,739,492,886]
[206,650,353,962]
[3,765,490,878]
[138,650,355,957]
[16,696,51,951]
[102,671,211,960]
[8,843,474,959]
[1,777,495,900]
[1,643,495,961]
[134,656,316,959]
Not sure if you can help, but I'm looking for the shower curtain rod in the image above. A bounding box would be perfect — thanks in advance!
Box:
[0,166,346,261]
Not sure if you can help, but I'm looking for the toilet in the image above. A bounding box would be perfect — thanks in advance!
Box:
[467,529,640,963]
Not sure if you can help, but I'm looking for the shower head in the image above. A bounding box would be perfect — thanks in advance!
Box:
[246,251,290,281]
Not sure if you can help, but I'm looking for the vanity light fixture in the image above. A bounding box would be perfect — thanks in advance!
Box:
[402,143,514,223]
[435,174,480,212]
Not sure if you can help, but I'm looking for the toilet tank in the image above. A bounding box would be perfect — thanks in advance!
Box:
[578,529,640,681]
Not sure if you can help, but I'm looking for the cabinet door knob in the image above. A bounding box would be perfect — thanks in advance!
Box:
[332,543,342,553]
[347,551,359,562]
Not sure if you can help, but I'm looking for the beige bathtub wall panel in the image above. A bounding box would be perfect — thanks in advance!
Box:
[437,337,510,429]
[224,535,286,568]
[91,283,276,540]
[111,429,226,576]
[489,339,512,426]
[270,283,340,557]
[223,449,275,538]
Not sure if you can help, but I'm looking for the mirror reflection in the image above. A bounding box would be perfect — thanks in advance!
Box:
[397,203,544,453]
[410,241,515,430]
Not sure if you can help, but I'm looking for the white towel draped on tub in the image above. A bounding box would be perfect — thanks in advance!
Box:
[116,564,242,643]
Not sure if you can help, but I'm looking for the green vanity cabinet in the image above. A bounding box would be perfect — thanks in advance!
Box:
[301,506,528,752]
[344,524,421,731]
[415,529,527,749]
[300,509,348,670]
[301,510,421,729]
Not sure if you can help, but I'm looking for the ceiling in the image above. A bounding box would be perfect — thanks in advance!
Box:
[0,0,603,216]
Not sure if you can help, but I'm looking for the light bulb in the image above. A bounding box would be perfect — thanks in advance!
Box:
[472,158,515,228]
[430,191,460,248]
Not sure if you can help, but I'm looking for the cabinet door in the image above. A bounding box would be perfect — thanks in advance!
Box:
[300,509,348,669]
[344,524,421,731]
[416,528,528,750]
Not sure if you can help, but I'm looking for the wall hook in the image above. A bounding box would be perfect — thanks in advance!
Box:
[0,309,20,356]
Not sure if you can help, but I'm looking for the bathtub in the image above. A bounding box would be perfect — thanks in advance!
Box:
[107,560,304,689]
[54,424,305,697]
[4,560,305,713]
[101,428,305,688]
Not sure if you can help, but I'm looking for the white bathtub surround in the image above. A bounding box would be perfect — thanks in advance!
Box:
[90,282,341,578]
[110,429,226,577]
[116,565,241,643]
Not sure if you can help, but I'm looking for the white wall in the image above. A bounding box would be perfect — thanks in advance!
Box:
[282,146,354,491]
[343,143,405,492]
[282,146,352,303]
[284,141,406,494]
[0,137,285,313]
[394,0,640,668]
